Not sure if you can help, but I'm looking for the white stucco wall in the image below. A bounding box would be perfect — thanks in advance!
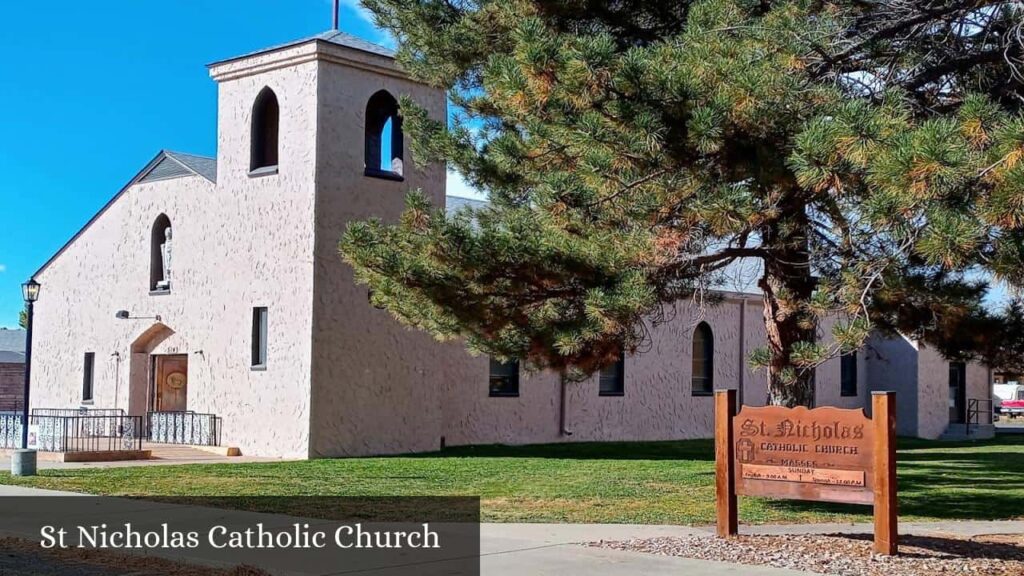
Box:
[307,47,454,457]
[31,53,321,458]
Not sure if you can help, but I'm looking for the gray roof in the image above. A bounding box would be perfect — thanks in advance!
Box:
[0,351,24,364]
[0,329,25,355]
[166,151,218,182]
[210,30,395,67]
[445,195,489,216]
[137,151,217,184]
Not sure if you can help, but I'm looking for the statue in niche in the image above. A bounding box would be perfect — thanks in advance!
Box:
[156,226,172,290]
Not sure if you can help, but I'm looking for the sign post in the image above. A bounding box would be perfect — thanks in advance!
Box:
[714,389,898,555]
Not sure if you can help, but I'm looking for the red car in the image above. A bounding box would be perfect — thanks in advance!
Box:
[1002,398,1024,418]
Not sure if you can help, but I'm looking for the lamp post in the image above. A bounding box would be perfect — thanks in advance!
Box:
[13,279,40,476]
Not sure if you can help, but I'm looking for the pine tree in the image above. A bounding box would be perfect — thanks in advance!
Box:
[342,0,1024,406]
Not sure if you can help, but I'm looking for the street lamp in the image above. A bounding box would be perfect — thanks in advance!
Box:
[14,279,40,476]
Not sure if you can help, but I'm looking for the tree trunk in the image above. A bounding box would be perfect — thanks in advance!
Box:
[759,209,817,408]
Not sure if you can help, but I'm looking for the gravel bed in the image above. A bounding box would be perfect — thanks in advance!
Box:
[0,538,270,575]
[587,532,1024,576]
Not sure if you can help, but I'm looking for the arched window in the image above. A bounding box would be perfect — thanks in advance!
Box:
[691,322,714,395]
[250,87,279,172]
[365,90,403,179]
[150,214,172,292]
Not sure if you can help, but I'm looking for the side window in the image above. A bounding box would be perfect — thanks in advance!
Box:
[365,90,403,180]
[599,349,625,396]
[252,307,268,368]
[840,352,857,397]
[82,352,95,403]
[250,87,280,173]
[691,322,714,395]
[488,358,520,397]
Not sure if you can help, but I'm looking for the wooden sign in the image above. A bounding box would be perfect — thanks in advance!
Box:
[715,390,898,555]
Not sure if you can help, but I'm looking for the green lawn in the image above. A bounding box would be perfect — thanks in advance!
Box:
[2,436,1022,524]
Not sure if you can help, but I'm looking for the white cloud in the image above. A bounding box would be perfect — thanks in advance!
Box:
[446,170,487,201]
[331,0,397,48]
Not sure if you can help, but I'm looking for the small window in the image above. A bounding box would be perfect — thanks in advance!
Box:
[599,350,625,396]
[692,322,714,395]
[82,352,95,403]
[250,87,280,173]
[150,214,172,292]
[488,358,520,397]
[365,90,403,179]
[841,352,857,397]
[252,307,268,368]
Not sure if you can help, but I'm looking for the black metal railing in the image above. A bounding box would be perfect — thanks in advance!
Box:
[0,413,143,452]
[147,411,221,446]
[967,398,994,435]
[32,408,126,418]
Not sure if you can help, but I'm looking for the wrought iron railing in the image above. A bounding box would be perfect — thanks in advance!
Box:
[32,408,126,418]
[967,398,994,435]
[0,413,22,449]
[0,413,142,452]
[147,411,221,446]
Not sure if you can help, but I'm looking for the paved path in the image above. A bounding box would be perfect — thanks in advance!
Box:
[0,451,286,470]
[2,485,1021,575]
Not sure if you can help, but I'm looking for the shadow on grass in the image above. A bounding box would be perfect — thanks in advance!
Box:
[412,439,717,461]
[830,533,1024,561]
[767,436,1024,521]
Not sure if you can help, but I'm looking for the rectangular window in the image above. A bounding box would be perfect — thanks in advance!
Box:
[599,352,625,396]
[488,358,520,397]
[840,352,857,397]
[252,307,268,368]
[82,352,95,403]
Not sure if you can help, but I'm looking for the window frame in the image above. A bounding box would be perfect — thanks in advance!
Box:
[251,307,268,370]
[82,352,95,404]
[364,90,404,181]
[249,87,280,175]
[598,351,625,397]
[488,358,520,398]
[840,351,858,397]
[691,322,714,396]
[149,214,172,294]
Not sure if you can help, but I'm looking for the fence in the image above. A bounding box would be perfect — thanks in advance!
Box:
[32,408,126,418]
[147,411,221,446]
[967,398,994,435]
[0,413,143,452]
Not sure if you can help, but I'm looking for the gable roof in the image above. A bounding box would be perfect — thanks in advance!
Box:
[0,351,24,364]
[139,151,217,184]
[445,195,488,216]
[208,30,396,67]
[0,330,25,355]
[33,150,215,279]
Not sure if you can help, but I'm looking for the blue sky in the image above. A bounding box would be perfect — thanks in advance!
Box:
[0,1,479,328]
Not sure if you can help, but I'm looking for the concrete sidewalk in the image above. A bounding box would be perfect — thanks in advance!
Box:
[3,485,1022,575]
[0,485,816,575]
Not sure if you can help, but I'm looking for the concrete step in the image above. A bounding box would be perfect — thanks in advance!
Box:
[939,423,995,441]
[143,443,241,460]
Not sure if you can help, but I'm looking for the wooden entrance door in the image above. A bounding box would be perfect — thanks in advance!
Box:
[153,355,188,412]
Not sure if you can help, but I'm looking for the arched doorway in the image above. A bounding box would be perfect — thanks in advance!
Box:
[127,323,187,416]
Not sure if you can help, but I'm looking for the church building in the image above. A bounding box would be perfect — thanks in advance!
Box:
[26,31,993,458]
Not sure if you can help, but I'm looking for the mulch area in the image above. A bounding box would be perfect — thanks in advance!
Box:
[588,532,1024,576]
[0,538,270,576]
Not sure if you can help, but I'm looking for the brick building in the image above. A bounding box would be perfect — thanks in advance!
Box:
[0,329,25,413]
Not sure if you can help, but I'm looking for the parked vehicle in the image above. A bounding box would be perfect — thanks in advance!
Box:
[994,383,1024,418]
